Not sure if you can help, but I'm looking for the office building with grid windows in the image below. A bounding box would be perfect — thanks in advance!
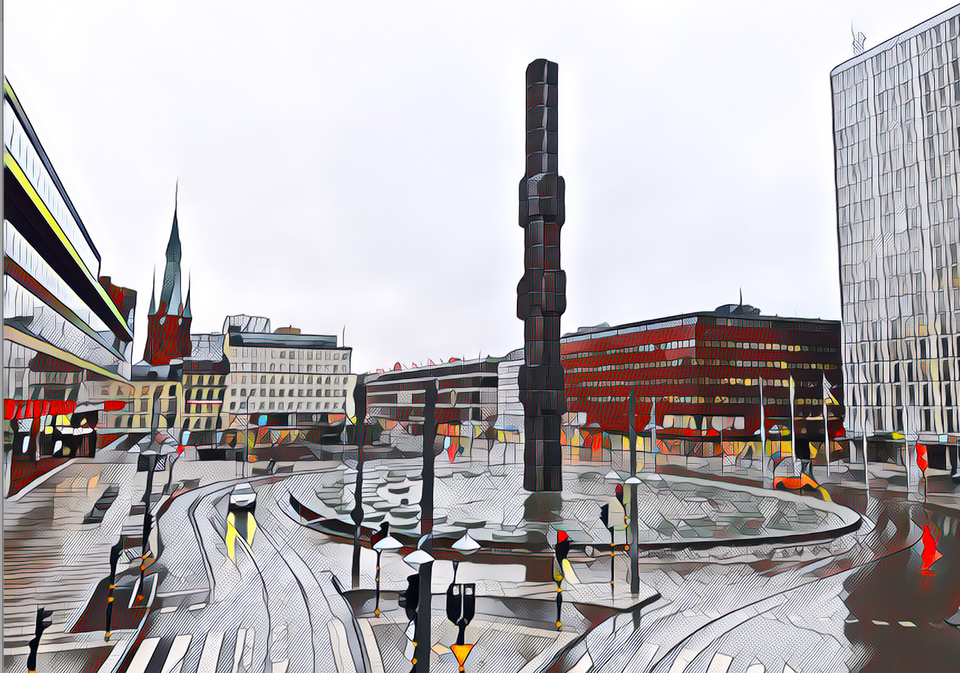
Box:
[831,5,960,466]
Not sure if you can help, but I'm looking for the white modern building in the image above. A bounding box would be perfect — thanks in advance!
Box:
[832,6,960,466]
[222,316,354,425]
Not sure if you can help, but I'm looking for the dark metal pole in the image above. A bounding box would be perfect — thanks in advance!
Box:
[137,455,156,604]
[415,380,437,672]
[105,537,123,640]
[628,390,639,594]
[374,549,382,616]
[351,382,367,589]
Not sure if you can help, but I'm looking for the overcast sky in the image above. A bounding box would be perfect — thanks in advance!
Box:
[5,1,956,373]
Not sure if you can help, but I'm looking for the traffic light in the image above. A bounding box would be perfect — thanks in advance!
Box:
[615,483,624,506]
[398,573,420,622]
[27,607,53,673]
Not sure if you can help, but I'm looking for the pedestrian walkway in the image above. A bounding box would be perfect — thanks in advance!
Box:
[106,627,252,673]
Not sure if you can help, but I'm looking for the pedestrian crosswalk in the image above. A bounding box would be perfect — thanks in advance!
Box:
[120,629,258,673]
[619,642,804,673]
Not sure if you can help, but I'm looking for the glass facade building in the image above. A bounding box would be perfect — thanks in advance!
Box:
[3,77,134,490]
[831,7,960,449]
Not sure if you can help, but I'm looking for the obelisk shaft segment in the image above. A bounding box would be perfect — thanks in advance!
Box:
[518,59,566,492]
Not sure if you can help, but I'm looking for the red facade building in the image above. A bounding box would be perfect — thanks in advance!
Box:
[561,305,843,453]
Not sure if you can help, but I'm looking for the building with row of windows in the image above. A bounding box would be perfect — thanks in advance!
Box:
[365,357,500,456]
[3,77,136,495]
[832,5,960,470]
[368,305,844,466]
[222,316,355,449]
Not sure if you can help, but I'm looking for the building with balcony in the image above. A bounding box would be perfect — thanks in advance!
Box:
[3,77,135,493]
[832,5,960,469]
[222,316,354,449]
[182,333,229,445]
[366,357,500,457]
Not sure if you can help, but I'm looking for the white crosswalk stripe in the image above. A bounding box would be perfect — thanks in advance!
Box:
[705,653,732,673]
[668,648,698,673]
[126,637,161,673]
[197,632,225,673]
[160,635,192,673]
[230,629,247,673]
[622,642,659,672]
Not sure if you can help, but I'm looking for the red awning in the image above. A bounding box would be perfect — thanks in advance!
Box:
[4,399,77,420]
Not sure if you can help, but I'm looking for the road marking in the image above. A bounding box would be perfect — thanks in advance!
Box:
[783,666,797,673]
[872,620,889,626]
[568,653,593,673]
[745,665,765,673]
[844,618,858,623]
[328,619,357,673]
[622,643,658,672]
[899,621,916,628]
[706,653,732,673]
[197,632,224,673]
[94,639,127,673]
[187,603,206,611]
[126,637,161,673]
[159,606,178,614]
[159,635,192,673]
[270,661,289,673]
[230,629,247,673]
[668,648,698,673]
[358,620,385,673]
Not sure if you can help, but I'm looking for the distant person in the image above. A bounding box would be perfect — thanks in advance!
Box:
[796,438,813,477]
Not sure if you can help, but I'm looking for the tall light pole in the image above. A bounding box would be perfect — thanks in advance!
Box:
[415,380,438,672]
[626,390,640,594]
[244,392,254,478]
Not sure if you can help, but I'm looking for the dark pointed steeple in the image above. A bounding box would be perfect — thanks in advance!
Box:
[183,275,192,319]
[165,180,182,262]
[159,182,183,310]
[148,267,157,316]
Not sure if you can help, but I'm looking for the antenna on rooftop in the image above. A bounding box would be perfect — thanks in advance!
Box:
[852,24,866,55]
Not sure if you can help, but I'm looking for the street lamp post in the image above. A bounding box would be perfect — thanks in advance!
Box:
[372,523,402,617]
[244,392,254,478]
[137,449,158,605]
[627,390,640,595]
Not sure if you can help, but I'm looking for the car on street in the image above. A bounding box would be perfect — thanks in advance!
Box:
[229,482,257,511]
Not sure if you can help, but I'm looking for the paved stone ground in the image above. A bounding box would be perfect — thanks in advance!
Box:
[285,460,854,555]
[2,443,267,657]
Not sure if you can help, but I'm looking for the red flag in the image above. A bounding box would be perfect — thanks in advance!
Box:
[916,443,928,473]
[920,524,943,574]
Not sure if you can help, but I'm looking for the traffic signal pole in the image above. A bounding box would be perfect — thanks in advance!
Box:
[105,537,124,640]
[629,390,639,595]
[414,381,438,672]
[27,607,53,673]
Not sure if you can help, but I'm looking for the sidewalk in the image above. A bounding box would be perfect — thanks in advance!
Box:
[2,441,263,670]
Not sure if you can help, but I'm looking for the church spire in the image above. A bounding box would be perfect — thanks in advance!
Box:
[148,267,157,316]
[165,181,182,263]
[159,182,183,310]
[184,274,192,318]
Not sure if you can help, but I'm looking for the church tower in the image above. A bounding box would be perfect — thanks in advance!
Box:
[143,185,193,365]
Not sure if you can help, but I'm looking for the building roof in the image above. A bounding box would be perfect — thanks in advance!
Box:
[369,356,500,383]
[561,306,840,344]
[187,333,225,361]
[830,4,960,76]
[223,314,271,334]
[228,331,341,350]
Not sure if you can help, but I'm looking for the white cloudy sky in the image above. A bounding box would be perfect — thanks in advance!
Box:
[5,1,955,373]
